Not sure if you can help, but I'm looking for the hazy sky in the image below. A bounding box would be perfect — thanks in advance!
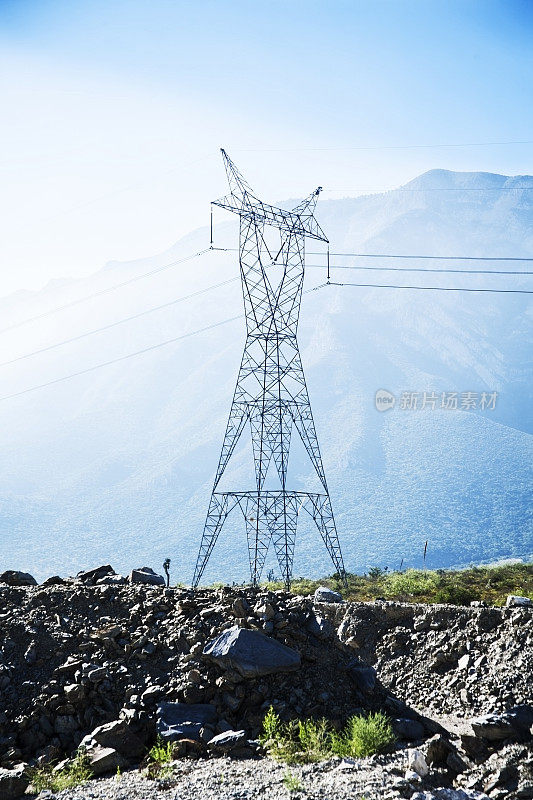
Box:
[1,0,532,295]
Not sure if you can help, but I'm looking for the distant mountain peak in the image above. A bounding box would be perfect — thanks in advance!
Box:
[403,168,510,191]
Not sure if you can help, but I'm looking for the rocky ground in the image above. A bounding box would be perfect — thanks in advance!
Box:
[0,566,531,799]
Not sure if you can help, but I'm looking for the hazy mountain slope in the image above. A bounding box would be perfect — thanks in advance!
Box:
[0,169,531,583]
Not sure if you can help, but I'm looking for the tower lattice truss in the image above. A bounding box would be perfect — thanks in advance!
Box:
[193,150,346,589]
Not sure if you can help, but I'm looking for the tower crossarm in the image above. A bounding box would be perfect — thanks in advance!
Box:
[213,196,328,242]
[214,148,328,242]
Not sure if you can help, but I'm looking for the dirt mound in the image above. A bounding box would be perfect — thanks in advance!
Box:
[0,573,531,798]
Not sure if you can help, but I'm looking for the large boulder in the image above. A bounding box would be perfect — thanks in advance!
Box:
[470,705,533,742]
[392,718,425,741]
[0,766,29,799]
[0,570,37,587]
[505,594,533,608]
[157,702,217,742]
[75,565,115,584]
[203,626,301,677]
[82,719,146,758]
[129,566,165,586]
[88,746,126,776]
[347,660,377,693]
[313,586,343,603]
[207,730,247,753]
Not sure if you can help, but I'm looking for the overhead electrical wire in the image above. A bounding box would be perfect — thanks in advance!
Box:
[235,139,533,153]
[0,315,242,403]
[305,264,533,275]
[308,252,533,261]
[322,186,533,193]
[1,279,531,404]
[312,281,533,295]
[0,282,316,401]
[2,244,529,343]
[222,246,533,263]
[0,275,239,368]
[0,248,218,335]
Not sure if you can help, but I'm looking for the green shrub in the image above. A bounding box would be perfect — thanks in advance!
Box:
[262,562,532,606]
[260,707,395,764]
[330,712,394,758]
[383,569,439,598]
[294,717,330,762]
[29,750,92,793]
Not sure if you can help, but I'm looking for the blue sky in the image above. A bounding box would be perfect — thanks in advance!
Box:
[1,0,532,293]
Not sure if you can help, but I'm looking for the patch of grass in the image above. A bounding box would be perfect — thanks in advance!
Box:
[330,712,395,758]
[283,769,304,793]
[29,750,92,793]
[383,569,440,598]
[260,707,394,764]
[265,561,533,606]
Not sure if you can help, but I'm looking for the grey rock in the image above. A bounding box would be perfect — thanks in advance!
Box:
[203,626,301,677]
[90,719,146,758]
[88,746,125,776]
[75,565,115,583]
[157,702,217,742]
[87,666,108,683]
[41,575,65,586]
[347,660,377,693]
[471,705,533,742]
[306,613,333,639]
[232,597,250,618]
[506,595,533,608]
[97,574,126,585]
[207,729,247,752]
[0,766,29,799]
[128,567,165,586]
[392,717,425,741]
[141,685,163,704]
[0,570,37,587]
[313,586,344,603]
[408,748,429,777]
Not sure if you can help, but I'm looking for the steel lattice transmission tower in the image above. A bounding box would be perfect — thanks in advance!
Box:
[192,150,346,589]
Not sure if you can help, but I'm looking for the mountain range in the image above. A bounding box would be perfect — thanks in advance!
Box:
[0,168,531,583]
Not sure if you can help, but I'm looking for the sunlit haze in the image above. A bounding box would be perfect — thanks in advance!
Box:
[1,0,532,295]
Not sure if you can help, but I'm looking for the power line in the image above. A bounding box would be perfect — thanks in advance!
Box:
[223,246,533,262]
[305,264,533,276]
[323,186,533,192]
[0,276,239,368]
[0,248,218,335]
[0,315,242,403]
[1,280,530,405]
[3,245,529,343]
[235,139,533,152]
[307,251,533,262]
[314,281,533,294]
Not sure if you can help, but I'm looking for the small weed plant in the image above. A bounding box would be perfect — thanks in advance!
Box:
[29,750,92,793]
[148,736,175,765]
[283,769,304,793]
[260,707,394,764]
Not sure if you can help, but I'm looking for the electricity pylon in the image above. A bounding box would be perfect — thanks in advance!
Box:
[192,149,346,589]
